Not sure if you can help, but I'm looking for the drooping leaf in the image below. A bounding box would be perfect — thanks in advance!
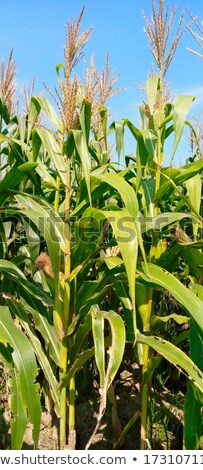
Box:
[109,120,125,161]
[0,306,41,449]
[9,300,60,416]
[101,209,137,318]
[137,332,203,393]
[15,194,66,293]
[155,160,203,211]
[185,173,201,215]
[32,96,63,133]
[86,308,126,450]
[137,262,203,331]
[27,98,41,143]
[172,95,195,157]
[91,305,105,388]
[151,313,189,329]
[9,295,59,365]
[96,172,139,218]
[36,128,66,184]
[0,259,52,306]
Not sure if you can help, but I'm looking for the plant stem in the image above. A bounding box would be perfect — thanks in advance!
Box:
[59,338,68,448]
[140,343,150,449]
[68,376,76,449]
[59,156,71,449]
[155,72,163,215]
[54,176,61,212]
[140,288,153,450]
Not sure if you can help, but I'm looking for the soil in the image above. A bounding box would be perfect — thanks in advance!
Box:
[0,360,186,450]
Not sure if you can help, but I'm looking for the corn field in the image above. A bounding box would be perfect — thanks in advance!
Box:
[0,1,202,451]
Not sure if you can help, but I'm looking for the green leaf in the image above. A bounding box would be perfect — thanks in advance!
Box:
[146,76,159,114]
[36,159,58,189]
[137,332,203,393]
[11,295,59,365]
[15,194,66,293]
[95,172,148,289]
[10,370,27,450]
[141,212,198,234]
[71,129,91,204]
[151,313,189,329]
[0,162,38,193]
[0,306,41,448]
[36,128,66,183]
[184,317,203,450]
[184,381,202,450]
[172,95,195,157]
[189,283,203,302]
[190,319,203,374]
[155,160,203,208]
[0,259,52,306]
[86,308,125,450]
[137,262,203,332]
[124,119,149,166]
[27,98,41,142]
[96,172,139,218]
[109,120,125,161]
[140,130,157,163]
[91,306,105,387]
[139,180,155,218]
[32,96,63,133]
[185,173,201,215]
[98,309,126,387]
[76,97,91,143]
[9,300,60,416]
[0,97,10,124]
[101,209,137,317]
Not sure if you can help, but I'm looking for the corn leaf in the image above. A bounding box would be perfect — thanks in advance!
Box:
[15,194,66,293]
[184,381,202,450]
[137,332,203,394]
[71,129,91,204]
[0,306,41,449]
[137,262,203,331]
[36,128,66,183]
[10,370,27,450]
[86,308,125,450]
[0,259,52,306]
[101,209,137,314]
[109,120,125,161]
[96,172,139,218]
[32,96,63,133]
[172,95,195,157]
[185,173,201,215]
[91,306,105,387]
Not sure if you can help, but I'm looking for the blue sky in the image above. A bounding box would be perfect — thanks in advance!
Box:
[1,0,203,165]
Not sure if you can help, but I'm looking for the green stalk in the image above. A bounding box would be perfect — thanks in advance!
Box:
[59,156,71,449]
[54,176,61,212]
[68,376,76,449]
[155,72,163,215]
[140,343,150,449]
[64,157,76,449]
[137,286,153,450]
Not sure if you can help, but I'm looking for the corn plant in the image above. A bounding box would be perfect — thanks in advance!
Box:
[0,0,202,451]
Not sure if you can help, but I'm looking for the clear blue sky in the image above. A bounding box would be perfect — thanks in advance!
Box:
[1,0,203,165]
